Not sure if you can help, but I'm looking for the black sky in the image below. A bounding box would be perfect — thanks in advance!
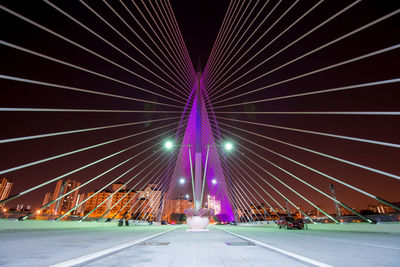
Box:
[170,0,229,68]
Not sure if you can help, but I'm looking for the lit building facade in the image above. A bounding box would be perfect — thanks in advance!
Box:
[207,195,221,215]
[75,193,86,216]
[42,193,52,208]
[134,184,164,220]
[84,190,112,218]
[163,195,192,222]
[0,178,13,209]
[42,179,80,215]
[368,204,395,214]
[16,204,31,211]
[108,190,138,219]
[84,182,138,219]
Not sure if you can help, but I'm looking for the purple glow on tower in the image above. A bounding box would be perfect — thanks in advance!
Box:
[166,80,234,221]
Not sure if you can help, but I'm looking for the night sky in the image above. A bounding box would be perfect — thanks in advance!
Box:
[1,0,399,214]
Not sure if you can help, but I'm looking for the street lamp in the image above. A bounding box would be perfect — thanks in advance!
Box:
[212,178,217,185]
[224,142,233,151]
[185,194,189,199]
[179,178,186,184]
[164,140,173,150]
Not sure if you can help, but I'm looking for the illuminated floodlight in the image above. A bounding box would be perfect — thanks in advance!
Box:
[164,140,173,150]
[179,178,185,184]
[224,142,233,151]
[185,194,189,199]
[212,178,217,185]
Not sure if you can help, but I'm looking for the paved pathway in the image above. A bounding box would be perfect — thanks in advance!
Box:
[86,227,310,267]
[0,225,175,266]
[2,224,399,266]
[221,225,400,266]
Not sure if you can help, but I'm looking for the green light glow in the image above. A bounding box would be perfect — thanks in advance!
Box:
[165,140,173,149]
[224,142,233,151]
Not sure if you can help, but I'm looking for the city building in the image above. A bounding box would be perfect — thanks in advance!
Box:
[368,204,395,214]
[75,193,86,216]
[16,204,31,211]
[134,184,165,220]
[84,190,113,218]
[108,189,138,219]
[207,195,221,215]
[268,206,285,216]
[0,178,13,209]
[84,182,138,219]
[42,179,80,215]
[308,205,328,217]
[132,198,149,219]
[112,181,126,192]
[248,204,272,220]
[294,205,304,219]
[42,192,52,208]
[339,206,353,216]
[255,205,269,217]
[163,194,193,222]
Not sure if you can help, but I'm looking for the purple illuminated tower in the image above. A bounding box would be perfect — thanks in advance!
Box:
[194,68,203,210]
[165,63,235,221]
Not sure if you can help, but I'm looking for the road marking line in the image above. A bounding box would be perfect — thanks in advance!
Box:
[362,244,400,250]
[216,227,333,267]
[50,227,177,267]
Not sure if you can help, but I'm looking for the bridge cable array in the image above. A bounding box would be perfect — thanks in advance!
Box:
[0,0,399,223]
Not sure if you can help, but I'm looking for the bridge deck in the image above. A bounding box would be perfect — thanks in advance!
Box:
[0,224,399,266]
[84,227,309,267]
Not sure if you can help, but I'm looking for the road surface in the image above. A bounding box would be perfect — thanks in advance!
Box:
[0,223,399,266]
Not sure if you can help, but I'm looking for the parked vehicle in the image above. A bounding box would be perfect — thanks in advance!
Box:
[277,217,304,229]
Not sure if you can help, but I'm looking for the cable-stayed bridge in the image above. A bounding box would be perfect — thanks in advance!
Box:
[0,1,399,266]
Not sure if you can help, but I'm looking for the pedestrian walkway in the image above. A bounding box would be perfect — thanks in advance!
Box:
[86,226,310,267]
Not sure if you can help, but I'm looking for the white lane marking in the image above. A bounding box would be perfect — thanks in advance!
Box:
[216,227,333,267]
[362,244,400,250]
[50,227,177,267]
